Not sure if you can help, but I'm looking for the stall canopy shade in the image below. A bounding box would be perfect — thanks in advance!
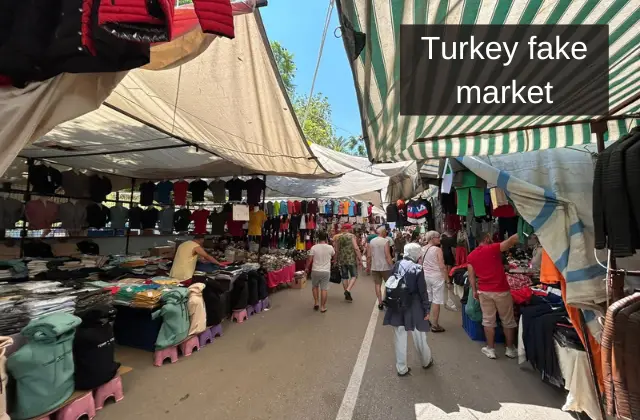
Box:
[265,143,422,205]
[16,11,330,179]
[337,0,640,162]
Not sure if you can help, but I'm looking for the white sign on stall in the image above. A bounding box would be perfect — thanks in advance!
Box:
[233,204,250,221]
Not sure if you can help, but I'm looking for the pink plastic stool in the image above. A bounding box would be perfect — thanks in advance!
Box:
[253,300,263,314]
[231,309,248,323]
[199,328,213,347]
[93,375,124,411]
[56,392,96,420]
[34,416,51,420]
[153,345,178,367]
[262,296,271,310]
[210,324,223,339]
[246,305,255,317]
[178,335,200,357]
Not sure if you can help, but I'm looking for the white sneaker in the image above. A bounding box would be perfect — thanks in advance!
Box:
[505,346,518,359]
[481,346,497,359]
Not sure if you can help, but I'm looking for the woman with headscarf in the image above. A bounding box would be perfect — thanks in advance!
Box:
[383,243,433,376]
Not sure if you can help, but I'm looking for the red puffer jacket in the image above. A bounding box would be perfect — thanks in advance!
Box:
[98,0,234,43]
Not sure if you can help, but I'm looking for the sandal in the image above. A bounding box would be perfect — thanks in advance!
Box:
[321,308,327,313]
[431,325,446,333]
[313,305,319,311]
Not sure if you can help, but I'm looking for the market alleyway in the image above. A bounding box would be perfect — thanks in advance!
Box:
[108,274,573,420]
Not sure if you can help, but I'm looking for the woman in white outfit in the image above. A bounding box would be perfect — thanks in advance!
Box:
[420,231,449,332]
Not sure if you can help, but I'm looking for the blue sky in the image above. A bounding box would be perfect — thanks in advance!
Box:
[261,2,362,139]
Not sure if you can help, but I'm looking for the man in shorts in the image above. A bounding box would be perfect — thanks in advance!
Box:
[367,226,393,310]
[468,232,520,359]
[333,223,362,302]
[306,232,335,313]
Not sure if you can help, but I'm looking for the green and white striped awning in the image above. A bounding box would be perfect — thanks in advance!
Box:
[337,0,640,162]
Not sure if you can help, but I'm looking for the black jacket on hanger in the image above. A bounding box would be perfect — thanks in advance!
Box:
[28,164,62,194]
[128,206,143,229]
[140,208,159,229]
[593,128,640,257]
[86,203,110,228]
[139,182,156,206]
[173,208,191,232]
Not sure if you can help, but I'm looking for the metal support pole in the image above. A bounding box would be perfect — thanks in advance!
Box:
[20,159,34,258]
[125,178,136,255]
[258,174,267,257]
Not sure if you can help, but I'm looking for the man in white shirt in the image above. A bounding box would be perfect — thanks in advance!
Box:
[306,232,335,313]
[367,227,393,310]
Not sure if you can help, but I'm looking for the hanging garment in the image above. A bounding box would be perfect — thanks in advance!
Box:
[155,180,174,204]
[128,206,143,229]
[225,178,246,202]
[25,200,59,229]
[139,181,156,206]
[73,305,120,390]
[187,283,207,336]
[7,313,82,420]
[58,201,87,230]
[188,179,208,203]
[152,288,189,350]
[98,0,234,42]
[173,181,189,206]
[407,199,428,224]
[593,128,640,257]
[490,187,509,209]
[248,210,266,236]
[27,164,62,194]
[209,210,226,235]
[61,171,90,198]
[0,197,23,229]
[0,336,13,420]
[109,205,129,229]
[518,217,534,243]
[85,203,111,228]
[173,208,191,232]
[140,207,159,229]
[158,206,175,233]
[88,175,112,203]
[191,209,210,234]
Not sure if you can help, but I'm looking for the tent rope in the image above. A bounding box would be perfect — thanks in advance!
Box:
[300,0,335,128]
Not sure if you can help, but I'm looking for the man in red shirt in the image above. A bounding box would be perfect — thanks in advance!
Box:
[468,233,519,360]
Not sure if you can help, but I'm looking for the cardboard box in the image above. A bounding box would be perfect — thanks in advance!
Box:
[290,272,307,289]
[149,246,175,258]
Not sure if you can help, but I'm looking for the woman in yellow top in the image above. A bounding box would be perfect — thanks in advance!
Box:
[170,234,226,281]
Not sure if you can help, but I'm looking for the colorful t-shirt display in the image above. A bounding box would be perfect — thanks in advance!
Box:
[173,181,189,206]
[190,209,210,234]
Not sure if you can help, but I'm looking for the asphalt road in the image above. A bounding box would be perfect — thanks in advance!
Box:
[105,274,575,420]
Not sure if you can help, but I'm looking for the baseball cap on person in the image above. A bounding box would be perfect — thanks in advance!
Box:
[342,223,353,230]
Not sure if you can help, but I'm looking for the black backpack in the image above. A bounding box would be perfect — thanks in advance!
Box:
[383,264,411,311]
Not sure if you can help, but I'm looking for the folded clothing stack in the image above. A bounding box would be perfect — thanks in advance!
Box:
[71,288,114,314]
[23,295,77,319]
[131,289,163,309]
[0,269,11,280]
[0,297,29,335]
[27,260,49,277]
[0,259,28,281]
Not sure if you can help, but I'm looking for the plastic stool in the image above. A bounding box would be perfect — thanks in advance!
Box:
[178,335,200,357]
[57,392,96,420]
[231,309,248,323]
[210,324,223,339]
[93,375,124,411]
[246,305,255,317]
[34,416,51,420]
[253,300,263,314]
[262,296,271,310]
[199,328,213,347]
[154,345,178,367]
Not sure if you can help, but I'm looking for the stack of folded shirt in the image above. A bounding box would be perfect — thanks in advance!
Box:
[0,296,29,335]
[27,260,49,277]
[0,269,11,280]
[60,261,83,270]
[0,260,28,281]
[132,289,163,309]
[114,285,148,306]
[71,288,114,313]
[17,281,63,292]
[23,295,77,319]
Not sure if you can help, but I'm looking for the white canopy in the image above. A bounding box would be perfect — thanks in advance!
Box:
[266,143,422,206]
[1,11,330,179]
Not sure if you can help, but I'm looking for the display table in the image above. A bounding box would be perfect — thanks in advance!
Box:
[266,264,295,288]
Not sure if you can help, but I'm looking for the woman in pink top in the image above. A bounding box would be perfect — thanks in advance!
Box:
[419,231,449,332]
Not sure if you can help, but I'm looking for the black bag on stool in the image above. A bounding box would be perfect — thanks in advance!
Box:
[73,305,120,390]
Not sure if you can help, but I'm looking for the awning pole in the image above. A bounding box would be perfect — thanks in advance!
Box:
[125,177,136,255]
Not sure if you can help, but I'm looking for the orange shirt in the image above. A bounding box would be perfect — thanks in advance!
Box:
[540,250,562,284]
[342,200,349,215]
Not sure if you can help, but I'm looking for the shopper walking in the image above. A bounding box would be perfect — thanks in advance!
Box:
[393,230,407,261]
[468,232,520,359]
[333,223,362,302]
[306,232,334,313]
[383,244,433,376]
[367,226,393,310]
[419,231,448,332]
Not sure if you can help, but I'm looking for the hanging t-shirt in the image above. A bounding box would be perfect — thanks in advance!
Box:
[158,207,175,232]
[128,206,143,229]
[279,200,288,215]
[273,201,280,215]
[329,200,337,215]
[140,208,159,229]
[208,210,226,235]
[301,200,308,214]
[89,175,112,203]
[155,180,174,204]
[360,202,368,217]
[225,178,246,202]
[386,203,398,222]
[173,208,191,231]
[85,203,108,229]
[191,209,210,234]
[348,201,356,217]
[287,201,294,214]
[245,177,265,205]
[299,214,307,230]
[248,210,267,236]
[308,200,318,214]
[208,179,226,202]
[189,179,208,203]
[341,200,349,215]
[109,205,128,229]
[227,211,244,237]
[173,181,189,206]
[266,201,274,216]
[139,181,156,206]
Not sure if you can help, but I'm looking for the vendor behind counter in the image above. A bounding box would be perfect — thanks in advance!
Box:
[170,235,227,281]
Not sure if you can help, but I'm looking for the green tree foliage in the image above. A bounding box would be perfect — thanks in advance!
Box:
[270,40,366,157]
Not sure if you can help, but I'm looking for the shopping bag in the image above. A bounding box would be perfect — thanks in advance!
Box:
[330,265,342,284]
